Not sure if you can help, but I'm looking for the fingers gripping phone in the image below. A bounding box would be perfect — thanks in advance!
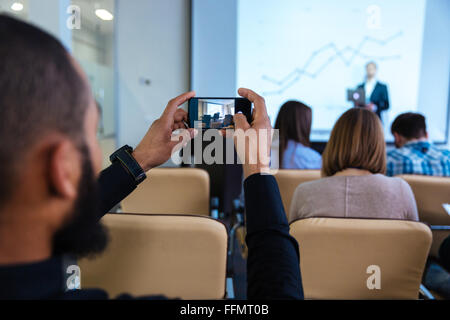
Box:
[187,98,252,129]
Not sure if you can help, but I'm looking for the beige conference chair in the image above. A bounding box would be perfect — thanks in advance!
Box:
[274,170,321,215]
[398,175,450,258]
[290,217,432,299]
[121,168,210,215]
[79,213,228,299]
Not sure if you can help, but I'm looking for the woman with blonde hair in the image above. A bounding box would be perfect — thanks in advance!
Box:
[289,108,418,222]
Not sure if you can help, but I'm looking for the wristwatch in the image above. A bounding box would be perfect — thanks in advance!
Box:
[110,145,147,184]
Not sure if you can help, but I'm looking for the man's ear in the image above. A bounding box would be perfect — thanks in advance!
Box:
[393,132,402,148]
[48,141,81,200]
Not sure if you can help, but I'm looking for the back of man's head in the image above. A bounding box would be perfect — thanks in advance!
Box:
[0,15,108,262]
[391,112,427,141]
[0,14,89,207]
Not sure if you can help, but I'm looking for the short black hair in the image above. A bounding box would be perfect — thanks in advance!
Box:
[391,112,427,139]
[0,14,89,206]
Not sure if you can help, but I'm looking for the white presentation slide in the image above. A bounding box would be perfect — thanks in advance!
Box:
[237,0,427,140]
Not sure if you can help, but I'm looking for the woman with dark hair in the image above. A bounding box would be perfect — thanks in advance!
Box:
[274,101,321,169]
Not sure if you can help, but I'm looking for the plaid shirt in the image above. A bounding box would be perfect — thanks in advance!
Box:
[387,141,450,177]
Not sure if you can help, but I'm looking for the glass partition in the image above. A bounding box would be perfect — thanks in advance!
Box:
[0,0,117,167]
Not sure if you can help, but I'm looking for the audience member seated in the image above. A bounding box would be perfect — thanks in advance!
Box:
[387,112,450,177]
[440,235,450,273]
[423,235,450,299]
[0,16,302,300]
[202,114,212,129]
[289,108,418,223]
[273,101,321,169]
[223,114,233,127]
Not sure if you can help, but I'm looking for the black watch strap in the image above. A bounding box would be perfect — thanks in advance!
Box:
[110,145,146,185]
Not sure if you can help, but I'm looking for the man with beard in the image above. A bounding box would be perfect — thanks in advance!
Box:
[0,15,303,300]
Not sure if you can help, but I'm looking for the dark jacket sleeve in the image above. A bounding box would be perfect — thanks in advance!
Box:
[97,161,138,218]
[244,174,303,300]
[377,83,389,112]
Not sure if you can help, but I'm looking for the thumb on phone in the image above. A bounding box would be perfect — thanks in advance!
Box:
[233,112,250,130]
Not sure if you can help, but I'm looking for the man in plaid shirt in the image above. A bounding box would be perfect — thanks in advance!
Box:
[387,112,450,177]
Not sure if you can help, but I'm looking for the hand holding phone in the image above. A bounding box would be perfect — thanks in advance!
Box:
[233,88,272,178]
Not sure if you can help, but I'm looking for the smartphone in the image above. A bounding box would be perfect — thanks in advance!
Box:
[188,97,252,129]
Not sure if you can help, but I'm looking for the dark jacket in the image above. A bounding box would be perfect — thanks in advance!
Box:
[358,81,390,118]
[0,161,303,300]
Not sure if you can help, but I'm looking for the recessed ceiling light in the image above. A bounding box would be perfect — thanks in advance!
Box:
[11,2,24,12]
[95,9,114,21]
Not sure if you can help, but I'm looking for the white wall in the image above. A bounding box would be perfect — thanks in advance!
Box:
[73,25,112,66]
[115,0,191,147]
[417,0,450,144]
[28,0,72,50]
[191,0,237,96]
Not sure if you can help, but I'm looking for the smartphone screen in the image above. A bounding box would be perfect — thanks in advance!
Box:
[188,98,252,129]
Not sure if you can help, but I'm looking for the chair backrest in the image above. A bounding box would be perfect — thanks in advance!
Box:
[121,168,210,215]
[398,175,450,225]
[290,217,432,299]
[398,175,450,258]
[274,170,321,213]
[79,214,227,299]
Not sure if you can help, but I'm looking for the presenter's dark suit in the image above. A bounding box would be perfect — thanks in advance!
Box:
[0,161,303,300]
[357,81,390,119]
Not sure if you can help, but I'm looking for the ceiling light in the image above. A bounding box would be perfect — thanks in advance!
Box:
[11,2,24,12]
[95,9,114,21]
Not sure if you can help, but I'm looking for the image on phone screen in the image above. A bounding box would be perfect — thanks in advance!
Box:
[188,98,252,129]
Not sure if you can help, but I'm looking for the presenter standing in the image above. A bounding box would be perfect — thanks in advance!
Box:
[357,61,390,119]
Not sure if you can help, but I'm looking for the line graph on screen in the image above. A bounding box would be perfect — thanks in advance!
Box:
[261,32,403,96]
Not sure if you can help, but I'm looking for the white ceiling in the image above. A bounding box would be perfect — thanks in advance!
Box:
[0,0,29,19]
[72,0,115,35]
[0,0,115,35]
